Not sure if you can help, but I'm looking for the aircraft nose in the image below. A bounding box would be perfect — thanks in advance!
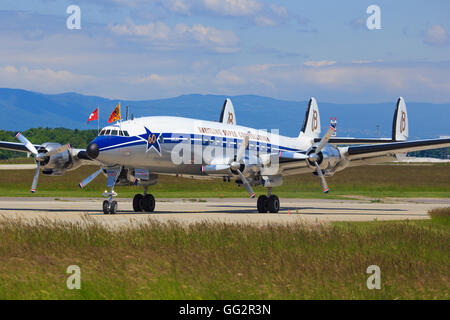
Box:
[86,142,99,159]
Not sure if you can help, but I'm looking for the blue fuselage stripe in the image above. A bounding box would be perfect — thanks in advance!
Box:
[94,133,302,153]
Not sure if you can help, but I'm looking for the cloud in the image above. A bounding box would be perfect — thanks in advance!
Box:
[211,62,450,102]
[423,24,449,47]
[202,0,263,16]
[109,19,239,52]
[304,60,336,67]
[0,65,95,93]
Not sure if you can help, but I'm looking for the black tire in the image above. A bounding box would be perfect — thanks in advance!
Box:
[143,194,155,212]
[267,195,280,213]
[133,194,144,212]
[109,201,118,214]
[257,195,268,213]
[103,200,110,215]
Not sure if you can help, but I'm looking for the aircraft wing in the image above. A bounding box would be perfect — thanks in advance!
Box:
[316,137,394,145]
[0,141,41,153]
[277,138,450,175]
[345,138,450,161]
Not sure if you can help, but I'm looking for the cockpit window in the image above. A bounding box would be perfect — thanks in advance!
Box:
[105,129,111,135]
[123,131,130,136]
[111,130,118,136]
[99,130,106,136]
[119,131,123,136]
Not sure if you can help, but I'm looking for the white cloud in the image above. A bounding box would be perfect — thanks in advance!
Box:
[423,24,449,47]
[304,60,337,67]
[0,65,95,93]
[202,0,263,16]
[109,20,239,52]
[269,4,288,18]
[211,62,450,102]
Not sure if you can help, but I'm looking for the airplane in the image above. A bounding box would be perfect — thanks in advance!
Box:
[0,97,449,214]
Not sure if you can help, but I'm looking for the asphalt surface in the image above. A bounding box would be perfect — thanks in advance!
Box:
[0,197,448,227]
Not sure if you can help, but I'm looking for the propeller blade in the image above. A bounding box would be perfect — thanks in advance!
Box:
[31,162,40,193]
[315,125,336,154]
[46,144,71,157]
[79,168,103,188]
[314,162,329,193]
[236,169,255,198]
[236,135,249,162]
[15,132,38,155]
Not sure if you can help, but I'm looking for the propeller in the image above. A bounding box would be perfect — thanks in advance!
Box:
[15,132,71,193]
[231,135,255,198]
[307,126,335,193]
[202,135,255,197]
[79,168,103,189]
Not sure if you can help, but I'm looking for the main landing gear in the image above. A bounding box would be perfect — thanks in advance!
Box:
[133,193,155,212]
[257,188,280,213]
[132,186,155,212]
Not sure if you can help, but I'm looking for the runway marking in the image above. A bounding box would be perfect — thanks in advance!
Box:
[0,197,447,227]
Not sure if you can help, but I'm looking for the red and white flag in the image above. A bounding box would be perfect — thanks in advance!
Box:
[87,108,98,123]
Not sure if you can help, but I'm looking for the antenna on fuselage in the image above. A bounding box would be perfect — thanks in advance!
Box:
[126,105,129,121]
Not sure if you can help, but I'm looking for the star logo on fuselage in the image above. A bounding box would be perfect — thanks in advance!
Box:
[138,127,161,155]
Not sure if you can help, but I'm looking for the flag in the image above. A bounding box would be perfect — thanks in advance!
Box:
[87,108,98,123]
[108,103,121,123]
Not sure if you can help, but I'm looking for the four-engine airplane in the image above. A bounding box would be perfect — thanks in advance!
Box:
[1,97,449,214]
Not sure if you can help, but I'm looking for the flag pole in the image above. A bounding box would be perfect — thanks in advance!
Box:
[97,105,100,134]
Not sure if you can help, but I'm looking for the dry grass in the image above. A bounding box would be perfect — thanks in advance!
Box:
[0,216,448,300]
[428,207,450,218]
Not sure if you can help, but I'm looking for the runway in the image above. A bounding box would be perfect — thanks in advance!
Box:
[0,197,448,227]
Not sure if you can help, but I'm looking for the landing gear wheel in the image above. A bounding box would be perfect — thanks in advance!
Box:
[257,195,268,213]
[103,200,110,215]
[109,200,118,214]
[267,195,280,213]
[143,194,155,212]
[133,194,144,212]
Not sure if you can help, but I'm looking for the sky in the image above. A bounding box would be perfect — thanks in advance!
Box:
[0,0,449,103]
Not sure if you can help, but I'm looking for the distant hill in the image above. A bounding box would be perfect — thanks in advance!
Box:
[0,88,449,139]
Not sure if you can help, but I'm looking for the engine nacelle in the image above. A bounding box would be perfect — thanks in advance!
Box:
[38,142,76,176]
[307,145,341,174]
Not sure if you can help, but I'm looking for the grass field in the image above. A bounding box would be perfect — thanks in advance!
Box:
[0,208,448,299]
[0,162,449,199]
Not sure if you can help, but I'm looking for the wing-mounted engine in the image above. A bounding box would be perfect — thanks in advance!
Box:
[38,142,75,175]
[306,144,341,176]
[14,132,80,191]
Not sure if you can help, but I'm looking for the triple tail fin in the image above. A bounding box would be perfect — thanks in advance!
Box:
[392,97,408,141]
[219,98,236,125]
[299,97,321,139]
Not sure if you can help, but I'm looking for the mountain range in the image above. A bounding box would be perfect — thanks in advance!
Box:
[0,88,449,139]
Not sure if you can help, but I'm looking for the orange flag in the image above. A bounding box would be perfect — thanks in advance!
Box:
[108,103,121,123]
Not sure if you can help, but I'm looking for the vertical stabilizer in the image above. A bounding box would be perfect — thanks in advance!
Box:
[219,98,236,125]
[392,97,408,141]
[299,97,321,138]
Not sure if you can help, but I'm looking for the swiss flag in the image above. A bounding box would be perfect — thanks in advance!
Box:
[87,108,98,123]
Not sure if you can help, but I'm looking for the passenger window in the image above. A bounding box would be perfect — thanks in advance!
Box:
[159,136,164,143]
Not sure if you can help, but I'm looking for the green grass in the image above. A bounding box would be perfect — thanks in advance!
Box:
[0,163,449,199]
[0,210,448,300]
